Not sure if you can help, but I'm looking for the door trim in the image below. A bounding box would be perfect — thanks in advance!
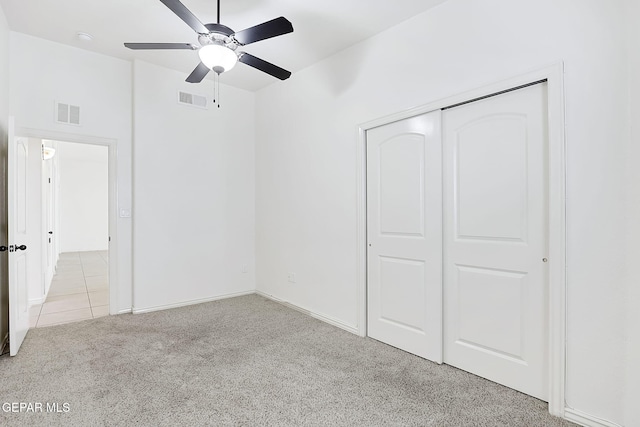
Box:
[356,63,566,417]
[15,127,120,316]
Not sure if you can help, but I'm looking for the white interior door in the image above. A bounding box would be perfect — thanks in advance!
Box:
[367,111,443,363]
[43,156,54,291]
[442,83,549,400]
[8,117,31,356]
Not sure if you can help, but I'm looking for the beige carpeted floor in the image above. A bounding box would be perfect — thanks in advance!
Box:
[0,294,576,426]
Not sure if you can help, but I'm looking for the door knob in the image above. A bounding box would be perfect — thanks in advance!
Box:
[0,246,7,252]
[15,245,27,251]
[48,231,53,235]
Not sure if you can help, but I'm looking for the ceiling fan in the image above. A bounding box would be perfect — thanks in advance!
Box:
[124,0,293,83]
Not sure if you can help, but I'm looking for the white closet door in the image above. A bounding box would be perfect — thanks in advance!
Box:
[367,111,443,363]
[443,83,549,400]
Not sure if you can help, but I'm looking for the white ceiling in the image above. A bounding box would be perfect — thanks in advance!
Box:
[0,0,446,92]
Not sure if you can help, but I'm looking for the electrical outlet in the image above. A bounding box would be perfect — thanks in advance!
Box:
[287,272,296,283]
[241,264,248,273]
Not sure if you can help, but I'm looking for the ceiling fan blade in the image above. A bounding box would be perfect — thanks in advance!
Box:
[124,43,198,50]
[159,0,208,33]
[238,53,291,80]
[232,17,293,46]
[186,62,210,83]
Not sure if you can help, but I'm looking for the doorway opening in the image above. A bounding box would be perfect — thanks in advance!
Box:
[30,140,110,327]
[7,124,119,356]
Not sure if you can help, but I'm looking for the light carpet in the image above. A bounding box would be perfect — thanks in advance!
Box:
[0,294,576,426]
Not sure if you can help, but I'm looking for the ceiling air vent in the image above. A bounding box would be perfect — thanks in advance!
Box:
[55,102,81,126]
[178,91,208,109]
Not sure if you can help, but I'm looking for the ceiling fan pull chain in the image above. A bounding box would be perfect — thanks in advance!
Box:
[217,74,221,108]
[212,72,221,109]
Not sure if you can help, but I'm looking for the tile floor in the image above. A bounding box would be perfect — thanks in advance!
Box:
[30,251,109,328]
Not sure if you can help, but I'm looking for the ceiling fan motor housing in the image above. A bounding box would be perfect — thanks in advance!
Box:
[199,24,236,48]
[203,23,233,37]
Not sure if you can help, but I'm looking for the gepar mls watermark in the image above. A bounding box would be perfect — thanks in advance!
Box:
[2,402,70,413]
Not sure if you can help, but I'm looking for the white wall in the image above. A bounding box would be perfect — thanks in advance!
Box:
[9,33,132,313]
[132,60,255,312]
[0,3,10,347]
[625,0,640,425]
[58,142,108,253]
[255,0,631,424]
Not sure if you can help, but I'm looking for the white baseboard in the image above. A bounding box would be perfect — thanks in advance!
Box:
[255,291,359,335]
[0,332,9,355]
[117,309,132,315]
[564,408,623,427]
[29,297,46,306]
[132,291,255,314]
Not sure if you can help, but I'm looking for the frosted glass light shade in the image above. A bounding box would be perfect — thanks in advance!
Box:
[198,44,238,73]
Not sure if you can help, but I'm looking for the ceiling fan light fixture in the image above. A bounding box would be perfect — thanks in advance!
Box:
[124,0,293,82]
[198,44,237,74]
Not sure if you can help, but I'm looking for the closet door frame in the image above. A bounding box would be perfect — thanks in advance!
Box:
[355,63,566,417]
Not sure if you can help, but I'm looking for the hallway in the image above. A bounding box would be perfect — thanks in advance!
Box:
[29,251,109,328]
